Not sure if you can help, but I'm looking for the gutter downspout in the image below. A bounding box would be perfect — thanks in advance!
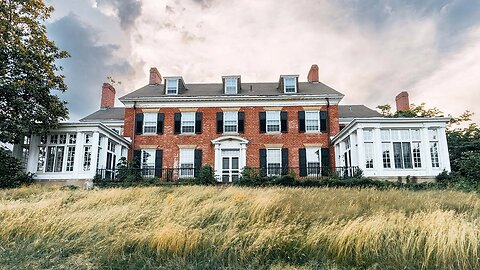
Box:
[131,102,137,156]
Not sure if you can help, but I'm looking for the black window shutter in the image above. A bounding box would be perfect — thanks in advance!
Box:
[321,148,330,176]
[155,150,163,178]
[280,111,288,133]
[135,113,144,134]
[238,112,245,133]
[194,149,202,177]
[298,111,305,133]
[259,112,266,133]
[259,149,267,177]
[133,150,141,169]
[195,112,202,134]
[281,148,289,175]
[299,148,307,177]
[174,113,181,134]
[156,113,164,134]
[320,111,328,132]
[216,112,223,133]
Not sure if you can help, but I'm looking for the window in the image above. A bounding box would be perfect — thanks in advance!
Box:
[305,111,320,132]
[382,129,422,169]
[54,146,65,172]
[365,143,374,168]
[108,140,116,152]
[40,135,47,144]
[83,146,92,171]
[364,129,373,141]
[430,142,440,168]
[181,112,195,133]
[59,134,67,144]
[266,111,281,133]
[283,77,296,93]
[37,146,46,172]
[84,133,92,144]
[141,149,155,177]
[143,113,157,134]
[382,143,391,168]
[50,134,58,144]
[225,78,237,94]
[66,146,75,171]
[266,149,282,176]
[166,79,178,95]
[306,148,321,176]
[223,111,238,133]
[68,134,76,144]
[179,149,195,178]
[429,128,440,168]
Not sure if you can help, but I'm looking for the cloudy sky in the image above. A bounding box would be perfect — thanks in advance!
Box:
[46,0,480,122]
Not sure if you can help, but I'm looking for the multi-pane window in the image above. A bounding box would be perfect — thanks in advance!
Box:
[37,146,46,171]
[66,146,75,171]
[84,133,92,144]
[223,111,238,133]
[305,111,320,132]
[382,143,391,168]
[382,129,422,169]
[83,146,92,171]
[143,113,157,134]
[266,111,281,133]
[141,149,155,177]
[179,149,195,178]
[166,79,178,95]
[181,112,195,133]
[68,134,76,144]
[225,78,237,94]
[365,143,374,169]
[364,129,373,141]
[50,134,58,144]
[54,146,65,172]
[59,134,67,144]
[306,148,321,176]
[429,128,440,168]
[266,149,282,176]
[283,77,296,93]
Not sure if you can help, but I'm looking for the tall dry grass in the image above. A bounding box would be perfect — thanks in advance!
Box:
[1,185,480,269]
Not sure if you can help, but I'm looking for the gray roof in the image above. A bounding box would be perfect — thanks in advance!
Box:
[79,107,125,122]
[339,105,382,119]
[120,81,343,100]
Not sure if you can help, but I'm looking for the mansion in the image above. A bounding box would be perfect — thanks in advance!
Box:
[13,65,451,183]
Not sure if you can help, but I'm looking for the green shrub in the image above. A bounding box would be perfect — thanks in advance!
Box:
[0,146,34,189]
[196,164,216,185]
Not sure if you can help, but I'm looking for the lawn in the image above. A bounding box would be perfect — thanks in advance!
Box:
[1,185,479,269]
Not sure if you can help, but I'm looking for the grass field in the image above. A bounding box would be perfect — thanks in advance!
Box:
[1,185,480,269]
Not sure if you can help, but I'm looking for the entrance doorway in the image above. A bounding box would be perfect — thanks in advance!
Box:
[221,149,240,182]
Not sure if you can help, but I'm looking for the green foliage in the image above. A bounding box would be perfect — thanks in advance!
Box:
[0,146,33,188]
[115,157,142,183]
[447,123,480,172]
[195,164,216,185]
[376,103,444,118]
[0,0,69,143]
[458,152,480,185]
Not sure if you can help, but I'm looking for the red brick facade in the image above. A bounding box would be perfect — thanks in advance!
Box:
[124,105,339,171]
[100,83,116,108]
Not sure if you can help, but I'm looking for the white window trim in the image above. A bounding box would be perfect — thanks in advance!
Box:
[381,129,423,170]
[266,148,282,176]
[141,149,156,177]
[143,113,157,134]
[223,111,238,133]
[266,111,281,133]
[224,78,238,94]
[179,148,195,178]
[305,110,321,133]
[181,112,196,134]
[166,79,179,95]
[283,76,297,93]
[306,147,322,176]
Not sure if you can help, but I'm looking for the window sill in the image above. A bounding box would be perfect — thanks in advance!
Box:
[179,133,196,136]
[265,132,282,135]
[223,132,239,135]
[140,133,161,136]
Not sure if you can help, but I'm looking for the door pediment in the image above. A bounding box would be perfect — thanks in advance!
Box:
[211,136,249,145]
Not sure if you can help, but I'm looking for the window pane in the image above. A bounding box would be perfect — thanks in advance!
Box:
[364,129,373,141]
[181,112,195,133]
[267,149,282,176]
[412,142,422,168]
[266,111,280,132]
[381,129,390,141]
[54,146,65,172]
[46,146,55,172]
[166,79,178,94]
[83,146,92,171]
[429,129,438,140]
[402,142,412,169]
[50,135,58,144]
[430,142,440,168]
[68,134,77,144]
[393,142,403,168]
[224,111,238,132]
[284,77,296,92]
[305,111,319,132]
[400,130,410,140]
[66,146,75,172]
[382,143,391,168]
[364,143,374,168]
[225,78,237,94]
[411,129,421,140]
[37,146,46,172]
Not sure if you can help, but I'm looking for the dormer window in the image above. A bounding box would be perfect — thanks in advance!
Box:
[223,76,240,94]
[283,76,297,93]
[166,79,178,95]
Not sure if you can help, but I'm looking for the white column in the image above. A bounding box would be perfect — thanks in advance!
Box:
[90,132,100,178]
[72,132,83,176]
[240,143,247,170]
[356,130,364,169]
[26,136,40,173]
[421,127,432,175]
[213,144,221,180]
[438,127,451,172]
[373,128,383,173]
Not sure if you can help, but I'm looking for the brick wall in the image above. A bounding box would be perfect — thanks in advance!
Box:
[124,105,340,169]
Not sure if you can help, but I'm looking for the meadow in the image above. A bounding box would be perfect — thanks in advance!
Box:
[1,185,480,269]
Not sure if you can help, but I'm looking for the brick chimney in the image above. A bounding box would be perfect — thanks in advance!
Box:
[149,67,162,85]
[395,91,410,111]
[100,83,116,109]
[307,64,319,83]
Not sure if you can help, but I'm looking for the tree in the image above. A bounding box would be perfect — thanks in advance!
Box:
[0,0,69,144]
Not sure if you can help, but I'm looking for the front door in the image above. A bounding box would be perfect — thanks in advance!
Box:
[221,149,240,182]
